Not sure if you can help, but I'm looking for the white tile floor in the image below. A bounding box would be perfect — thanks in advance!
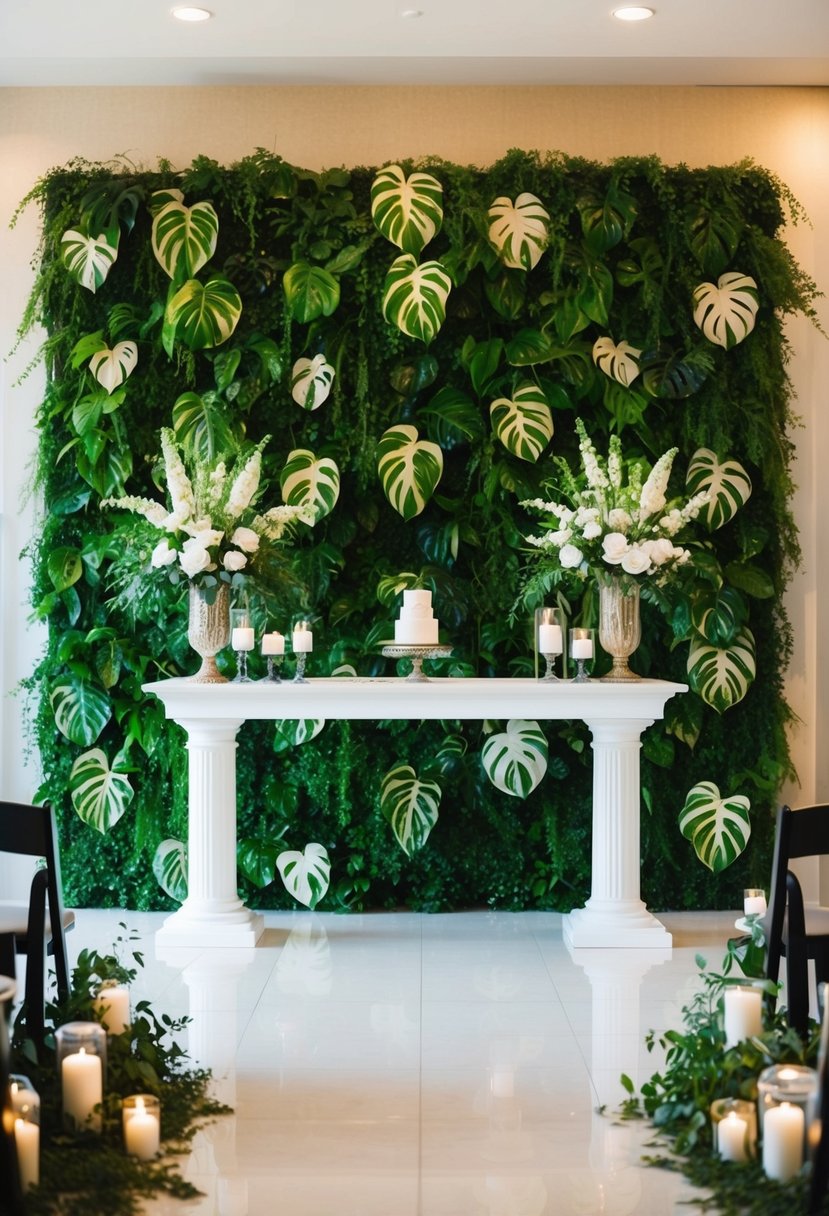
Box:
[42,907,757,1215]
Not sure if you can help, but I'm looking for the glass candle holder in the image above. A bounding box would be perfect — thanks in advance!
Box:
[569,628,595,683]
[260,631,285,682]
[292,618,313,683]
[92,980,131,1035]
[744,888,767,917]
[535,607,563,681]
[757,1063,818,1148]
[710,1097,758,1161]
[122,1093,161,1160]
[9,1074,40,1123]
[230,607,255,683]
[55,1021,106,1133]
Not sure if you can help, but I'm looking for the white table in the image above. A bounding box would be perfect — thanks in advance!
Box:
[143,677,686,950]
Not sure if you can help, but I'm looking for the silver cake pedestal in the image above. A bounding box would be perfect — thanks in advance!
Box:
[381,644,454,682]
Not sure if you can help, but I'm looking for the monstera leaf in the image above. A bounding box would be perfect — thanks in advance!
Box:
[280,448,340,522]
[69,747,134,834]
[487,193,550,271]
[283,261,340,323]
[237,838,281,889]
[686,448,752,531]
[592,337,642,387]
[380,764,441,856]
[376,424,443,520]
[50,676,111,745]
[687,627,756,713]
[273,719,326,754]
[370,164,444,255]
[489,383,553,463]
[482,719,548,798]
[382,255,452,344]
[692,271,759,349]
[151,190,219,280]
[679,781,751,872]
[277,842,331,909]
[89,341,138,394]
[291,354,335,410]
[60,229,119,293]
[163,276,242,354]
[153,839,188,903]
[172,390,239,462]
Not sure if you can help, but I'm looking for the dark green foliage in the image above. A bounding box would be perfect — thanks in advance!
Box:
[18,148,820,912]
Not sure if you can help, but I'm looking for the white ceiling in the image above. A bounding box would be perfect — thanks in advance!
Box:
[0,0,827,88]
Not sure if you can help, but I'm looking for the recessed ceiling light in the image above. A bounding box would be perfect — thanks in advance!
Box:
[400,9,424,18]
[612,6,655,20]
[171,6,212,21]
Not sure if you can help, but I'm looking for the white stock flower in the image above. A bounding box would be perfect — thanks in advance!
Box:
[639,448,677,517]
[602,533,629,564]
[190,528,223,551]
[223,550,248,572]
[574,506,600,526]
[658,510,684,537]
[559,544,584,569]
[179,543,213,578]
[607,509,631,532]
[621,547,652,576]
[226,449,262,519]
[102,495,168,527]
[150,539,178,568]
[231,526,260,553]
[161,429,196,521]
[547,528,573,547]
[681,490,712,523]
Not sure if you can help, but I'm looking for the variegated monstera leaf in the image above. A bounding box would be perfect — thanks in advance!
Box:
[679,780,751,873]
[61,228,119,293]
[592,337,642,387]
[376,424,443,520]
[686,448,752,531]
[89,341,138,394]
[382,255,452,344]
[687,626,756,713]
[283,262,340,323]
[280,448,340,522]
[487,193,550,271]
[151,189,218,280]
[69,747,134,834]
[692,271,759,349]
[490,382,553,463]
[482,719,548,798]
[162,276,242,354]
[371,164,444,256]
[153,839,187,903]
[380,763,441,856]
[277,843,331,909]
[50,675,111,745]
[291,354,335,410]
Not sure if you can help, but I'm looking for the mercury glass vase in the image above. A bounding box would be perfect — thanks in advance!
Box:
[187,583,231,683]
[597,574,642,681]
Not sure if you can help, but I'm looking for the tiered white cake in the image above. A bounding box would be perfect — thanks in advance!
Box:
[394,590,439,645]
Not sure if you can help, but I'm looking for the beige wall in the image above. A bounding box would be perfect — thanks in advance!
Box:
[1,85,827,892]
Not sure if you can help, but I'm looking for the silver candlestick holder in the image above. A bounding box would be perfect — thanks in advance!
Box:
[293,652,308,684]
[260,656,282,683]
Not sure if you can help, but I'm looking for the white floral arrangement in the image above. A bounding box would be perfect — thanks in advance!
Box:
[103,428,316,588]
[522,419,710,583]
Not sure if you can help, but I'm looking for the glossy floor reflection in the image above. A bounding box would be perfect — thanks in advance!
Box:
[61,908,748,1215]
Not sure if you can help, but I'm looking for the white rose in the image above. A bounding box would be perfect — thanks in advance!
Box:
[621,547,652,576]
[559,544,584,569]
[223,550,248,573]
[602,533,629,564]
[607,509,632,532]
[581,521,602,540]
[150,539,178,568]
[648,538,676,566]
[548,528,573,546]
[230,526,260,554]
[179,544,213,578]
[190,528,224,550]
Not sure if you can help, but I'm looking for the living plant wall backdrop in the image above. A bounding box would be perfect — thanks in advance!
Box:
[15,148,820,912]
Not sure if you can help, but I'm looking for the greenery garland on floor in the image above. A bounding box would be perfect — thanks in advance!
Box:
[10,932,229,1215]
[13,148,822,913]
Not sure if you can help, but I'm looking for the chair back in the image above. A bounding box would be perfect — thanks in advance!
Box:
[767,805,829,939]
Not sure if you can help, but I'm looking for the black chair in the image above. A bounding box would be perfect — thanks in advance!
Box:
[0,801,75,1039]
[765,803,829,1037]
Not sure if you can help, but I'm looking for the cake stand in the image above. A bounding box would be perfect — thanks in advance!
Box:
[381,643,453,682]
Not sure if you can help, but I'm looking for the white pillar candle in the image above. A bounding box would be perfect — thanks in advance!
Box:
[261,631,284,656]
[292,627,313,653]
[14,1118,39,1192]
[723,985,763,1048]
[123,1096,161,1161]
[718,1110,749,1162]
[572,638,593,660]
[92,984,131,1035]
[10,1081,39,1117]
[231,626,255,652]
[62,1047,103,1131]
[538,623,563,654]
[744,893,767,916]
[763,1102,804,1182]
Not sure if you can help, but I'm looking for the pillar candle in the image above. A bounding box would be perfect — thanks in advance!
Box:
[718,1110,749,1162]
[92,984,130,1035]
[744,893,767,916]
[231,626,255,652]
[10,1081,39,1117]
[572,638,593,660]
[123,1096,161,1161]
[292,627,313,653]
[14,1118,39,1192]
[723,985,763,1048]
[261,631,284,656]
[763,1102,804,1182]
[62,1046,103,1131]
[538,623,562,654]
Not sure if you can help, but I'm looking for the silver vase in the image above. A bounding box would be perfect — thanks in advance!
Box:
[187,583,231,683]
[598,576,642,681]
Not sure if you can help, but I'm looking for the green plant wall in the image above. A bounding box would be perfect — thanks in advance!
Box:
[16,148,820,912]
